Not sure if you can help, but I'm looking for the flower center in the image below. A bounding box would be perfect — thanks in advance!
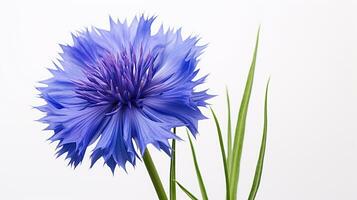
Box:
[73,47,159,111]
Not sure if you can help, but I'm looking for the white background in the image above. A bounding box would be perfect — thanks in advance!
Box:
[1,0,356,199]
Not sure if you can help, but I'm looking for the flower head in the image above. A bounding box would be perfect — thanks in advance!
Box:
[37,16,211,172]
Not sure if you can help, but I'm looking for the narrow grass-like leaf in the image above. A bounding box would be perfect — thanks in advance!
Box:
[169,128,177,200]
[210,108,230,200]
[176,181,199,200]
[187,131,209,200]
[230,28,260,200]
[226,87,233,173]
[248,79,269,200]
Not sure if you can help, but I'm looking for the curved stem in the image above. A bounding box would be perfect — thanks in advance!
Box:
[143,149,168,200]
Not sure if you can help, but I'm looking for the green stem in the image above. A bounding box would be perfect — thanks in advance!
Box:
[169,128,176,200]
[143,150,168,200]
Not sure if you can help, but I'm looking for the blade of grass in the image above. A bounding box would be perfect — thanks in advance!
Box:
[170,128,177,200]
[230,28,260,200]
[176,181,199,200]
[210,108,230,200]
[187,131,209,200]
[248,79,270,200]
[226,87,233,173]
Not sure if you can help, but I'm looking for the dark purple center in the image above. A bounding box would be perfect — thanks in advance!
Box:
[73,48,159,111]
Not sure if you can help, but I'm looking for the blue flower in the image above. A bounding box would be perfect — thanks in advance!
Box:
[37,16,211,173]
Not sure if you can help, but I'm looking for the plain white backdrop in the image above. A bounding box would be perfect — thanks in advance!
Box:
[1,0,356,199]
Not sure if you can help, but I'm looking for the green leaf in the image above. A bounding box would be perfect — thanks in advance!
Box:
[230,27,260,200]
[176,181,199,200]
[210,108,230,200]
[248,79,270,200]
[226,87,233,173]
[170,128,177,200]
[187,131,209,200]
